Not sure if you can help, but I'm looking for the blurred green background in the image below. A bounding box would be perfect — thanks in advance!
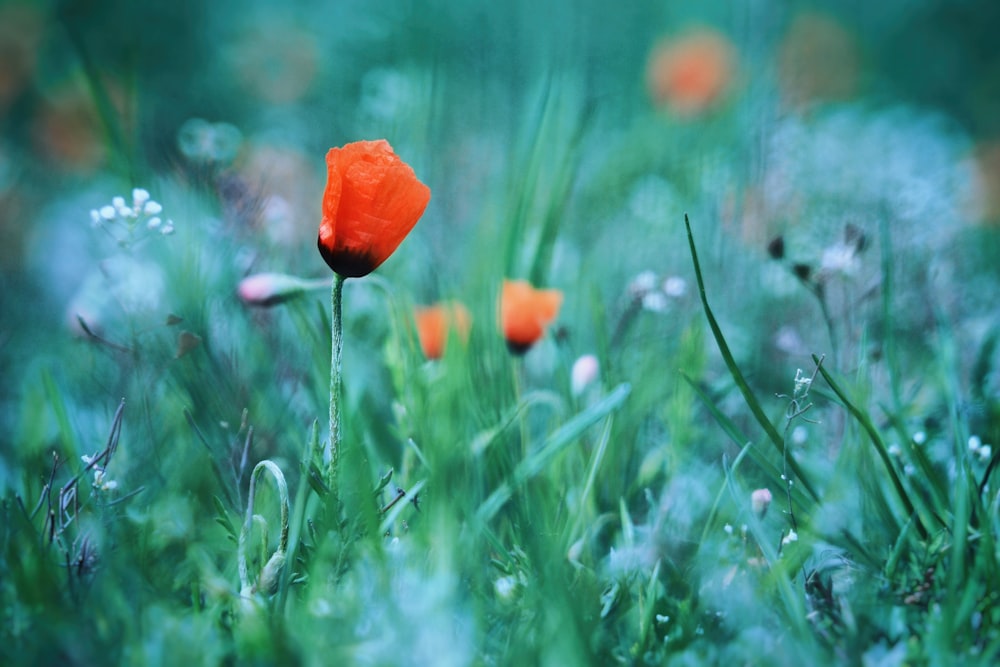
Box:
[3,0,999,295]
[4,0,999,447]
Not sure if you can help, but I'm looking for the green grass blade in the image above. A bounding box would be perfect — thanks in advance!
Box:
[698,443,753,550]
[41,368,78,457]
[723,453,810,634]
[477,383,630,523]
[683,373,812,511]
[879,215,904,414]
[812,355,929,538]
[683,215,818,502]
[568,409,615,541]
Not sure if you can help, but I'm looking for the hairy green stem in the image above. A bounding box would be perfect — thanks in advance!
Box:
[328,274,345,487]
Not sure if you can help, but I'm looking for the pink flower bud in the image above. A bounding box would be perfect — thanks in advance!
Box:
[237,272,329,307]
[751,488,772,518]
[571,354,600,397]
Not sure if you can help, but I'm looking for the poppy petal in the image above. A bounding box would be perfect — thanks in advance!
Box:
[318,140,430,278]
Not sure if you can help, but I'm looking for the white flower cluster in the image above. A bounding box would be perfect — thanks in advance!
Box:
[969,435,993,463]
[89,188,175,241]
[819,241,861,277]
[628,270,688,313]
[81,454,118,492]
[887,432,928,477]
[793,368,812,399]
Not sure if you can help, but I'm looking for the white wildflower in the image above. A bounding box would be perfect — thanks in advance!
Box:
[629,270,658,296]
[92,468,118,492]
[641,291,669,313]
[820,242,859,276]
[662,275,687,297]
[774,326,808,355]
[494,575,518,601]
[793,368,812,397]
[570,354,599,397]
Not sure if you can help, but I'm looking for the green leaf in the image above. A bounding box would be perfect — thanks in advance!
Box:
[373,468,394,496]
[213,495,237,540]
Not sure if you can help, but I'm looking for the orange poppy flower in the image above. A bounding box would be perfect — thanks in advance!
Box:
[646,29,735,116]
[318,139,431,278]
[413,302,471,360]
[500,279,563,354]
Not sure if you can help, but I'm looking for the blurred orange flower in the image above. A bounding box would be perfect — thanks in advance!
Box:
[500,279,562,354]
[229,23,318,104]
[0,3,43,114]
[974,141,1000,223]
[414,302,471,360]
[32,79,108,171]
[646,29,735,116]
[778,13,860,107]
[318,139,430,278]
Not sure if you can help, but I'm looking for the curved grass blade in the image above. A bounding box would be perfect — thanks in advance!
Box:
[812,354,933,539]
[683,215,818,501]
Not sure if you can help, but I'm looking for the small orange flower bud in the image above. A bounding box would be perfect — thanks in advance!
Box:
[413,302,471,360]
[500,279,563,355]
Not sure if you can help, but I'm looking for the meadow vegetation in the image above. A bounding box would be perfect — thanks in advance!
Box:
[2,1,1000,664]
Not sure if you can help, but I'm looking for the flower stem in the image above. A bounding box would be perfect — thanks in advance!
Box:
[328,274,345,488]
[512,360,528,461]
[238,460,289,598]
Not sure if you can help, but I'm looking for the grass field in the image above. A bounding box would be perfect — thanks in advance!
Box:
[3,0,1000,664]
